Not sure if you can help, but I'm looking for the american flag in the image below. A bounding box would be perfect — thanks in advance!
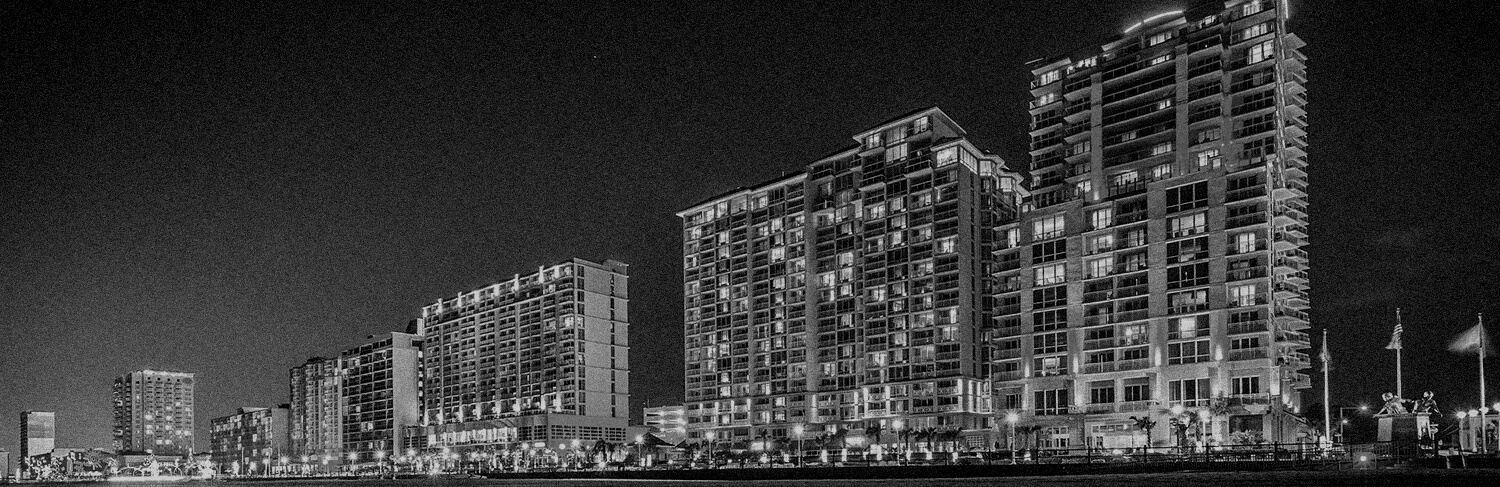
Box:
[1386,309,1403,350]
[1320,332,1332,372]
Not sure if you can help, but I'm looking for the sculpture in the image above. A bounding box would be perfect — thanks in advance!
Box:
[1377,392,1409,415]
[1411,391,1437,414]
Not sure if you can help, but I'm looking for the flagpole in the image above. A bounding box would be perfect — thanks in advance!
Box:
[1322,328,1332,446]
[1396,308,1404,399]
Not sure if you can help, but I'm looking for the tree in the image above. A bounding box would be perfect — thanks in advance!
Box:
[863,424,884,449]
[1130,415,1158,449]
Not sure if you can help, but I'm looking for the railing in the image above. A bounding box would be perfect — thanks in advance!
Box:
[1228,319,1269,335]
[1229,348,1269,361]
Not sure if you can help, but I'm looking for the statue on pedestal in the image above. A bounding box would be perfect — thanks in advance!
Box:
[1377,392,1409,415]
[1411,391,1437,414]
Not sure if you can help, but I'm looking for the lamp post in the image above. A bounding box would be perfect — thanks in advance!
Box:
[704,431,717,468]
[1005,412,1019,465]
[1196,409,1211,450]
[634,434,644,468]
[1458,410,1470,454]
[793,425,804,467]
[1169,404,1187,453]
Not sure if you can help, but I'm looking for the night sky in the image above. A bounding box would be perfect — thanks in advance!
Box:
[4,1,1498,453]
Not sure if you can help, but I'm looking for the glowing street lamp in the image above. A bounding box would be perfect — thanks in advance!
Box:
[792,425,804,466]
[1005,412,1020,465]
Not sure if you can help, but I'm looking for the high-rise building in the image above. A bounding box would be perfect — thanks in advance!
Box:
[289,356,343,464]
[677,108,1026,452]
[1005,0,1309,448]
[408,258,632,453]
[19,411,55,459]
[113,369,196,456]
[340,332,422,463]
[209,406,290,473]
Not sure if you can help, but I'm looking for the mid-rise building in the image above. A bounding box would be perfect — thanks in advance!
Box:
[112,369,196,455]
[19,411,55,459]
[340,332,422,463]
[677,108,1026,453]
[1004,0,1309,448]
[407,258,632,453]
[209,406,291,473]
[289,356,343,464]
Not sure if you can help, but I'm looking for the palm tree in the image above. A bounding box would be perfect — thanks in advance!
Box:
[1016,425,1045,454]
[863,424,884,450]
[1130,415,1157,451]
[1204,395,1234,446]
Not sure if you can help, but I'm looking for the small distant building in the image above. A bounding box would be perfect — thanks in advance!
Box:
[341,332,422,463]
[1,448,11,480]
[20,411,56,459]
[209,406,291,474]
[644,405,686,445]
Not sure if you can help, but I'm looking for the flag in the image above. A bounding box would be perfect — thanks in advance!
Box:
[1386,319,1403,350]
[1448,322,1492,356]
[1319,336,1332,372]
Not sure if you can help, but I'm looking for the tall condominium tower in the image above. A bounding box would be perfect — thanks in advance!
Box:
[290,356,343,463]
[19,411,55,459]
[112,369,196,456]
[1006,0,1309,449]
[408,258,631,452]
[678,108,1026,452]
[340,332,422,463]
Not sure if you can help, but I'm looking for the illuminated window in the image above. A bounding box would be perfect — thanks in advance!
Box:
[1032,214,1065,240]
[1033,263,1066,286]
[1147,31,1174,47]
[1038,70,1061,85]
[1168,212,1207,237]
[1247,40,1275,64]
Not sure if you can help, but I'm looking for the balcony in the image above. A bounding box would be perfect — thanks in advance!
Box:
[1167,302,1211,315]
[1228,348,1269,361]
[1117,358,1150,371]
[1227,319,1269,335]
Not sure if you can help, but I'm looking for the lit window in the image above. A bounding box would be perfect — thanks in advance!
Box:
[1033,263,1066,286]
[1089,208,1113,230]
[1148,53,1172,66]
[1247,40,1275,64]
[1228,284,1259,307]
[1147,31,1174,47]
[1168,212,1207,237]
[1038,70,1061,85]
[1032,214,1065,240]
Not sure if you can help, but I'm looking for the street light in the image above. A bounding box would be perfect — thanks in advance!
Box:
[1005,412,1019,465]
[704,431,717,468]
[792,425,804,467]
[634,434,644,468]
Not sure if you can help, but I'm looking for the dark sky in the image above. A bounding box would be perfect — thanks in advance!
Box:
[4,0,1498,453]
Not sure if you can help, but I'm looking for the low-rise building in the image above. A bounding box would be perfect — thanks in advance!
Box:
[209,406,291,474]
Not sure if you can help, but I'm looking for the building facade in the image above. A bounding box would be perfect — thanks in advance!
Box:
[209,406,290,472]
[340,332,422,463]
[112,369,196,455]
[1004,0,1309,449]
[289,356,343,464]
[406,258,632,453]
[19,411,55,459]
[677,108,1027,453]
[643,405,687,445]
